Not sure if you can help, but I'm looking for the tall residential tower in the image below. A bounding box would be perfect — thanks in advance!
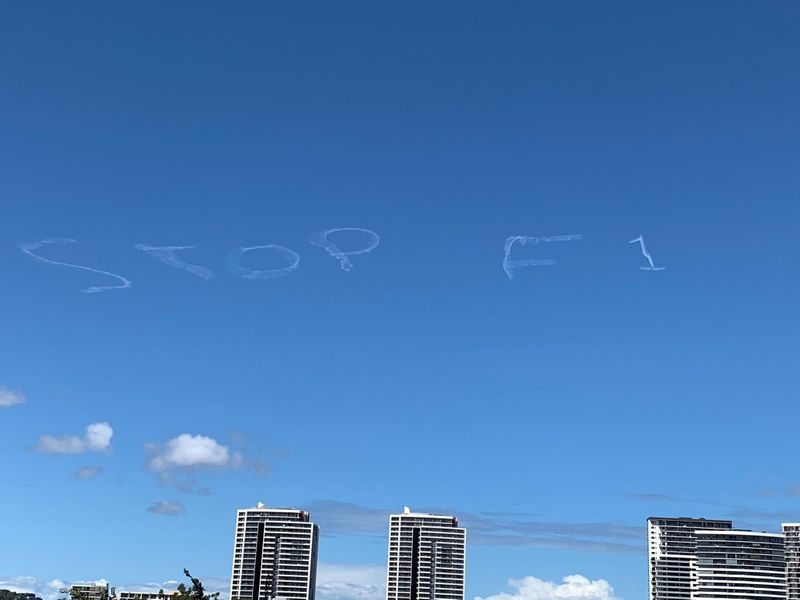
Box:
[229,503,319,600]
[647,516,732,600]
[385,507,466,600]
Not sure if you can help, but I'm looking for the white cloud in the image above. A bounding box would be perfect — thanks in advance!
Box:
[0,386,26,407]
[0,576,67,600]
[146,434,248,493]
[476,575,620,600]
[192,577,228,598]
[147,499,187,516]
[148,434,242,471]
[74,466,103,480]
[37,422,113,454]
[84,423,113,450]
[316,564,386,600]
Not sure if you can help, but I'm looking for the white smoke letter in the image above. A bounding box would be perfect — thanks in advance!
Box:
[134,244,215,279]
[226,244,300,279]
[20,238,132,293]
[309,227,380,271]
[503,234,583,279]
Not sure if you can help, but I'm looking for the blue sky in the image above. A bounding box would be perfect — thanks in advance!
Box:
[1,2,799,600]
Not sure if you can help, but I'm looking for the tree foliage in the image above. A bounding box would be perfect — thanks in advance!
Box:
[175,570,219,600]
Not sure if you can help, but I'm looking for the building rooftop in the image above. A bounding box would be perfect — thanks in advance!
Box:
[648,516,732,522]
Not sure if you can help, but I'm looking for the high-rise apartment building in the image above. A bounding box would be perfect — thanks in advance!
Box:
[229,503,319,600]
[647,516,732,600]
[385,507,466,600]
[693,529,785,600]
[783,523,800,600]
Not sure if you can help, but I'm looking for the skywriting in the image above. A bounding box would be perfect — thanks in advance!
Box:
[1,4,798,600]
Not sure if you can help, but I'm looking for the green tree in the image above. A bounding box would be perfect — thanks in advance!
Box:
[176,571,219,600]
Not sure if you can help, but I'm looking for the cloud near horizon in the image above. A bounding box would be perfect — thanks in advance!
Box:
[37,422,113,454]
[317,564,386,600]
[475,575,620,600]
[0,576,71,600]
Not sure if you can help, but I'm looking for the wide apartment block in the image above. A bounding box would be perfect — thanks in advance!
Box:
[693,529,785,600]
[647,516,732,600]
[229,503,319,600]
[385,507,466,600]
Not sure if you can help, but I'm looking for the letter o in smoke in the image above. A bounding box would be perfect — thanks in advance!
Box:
[226,244,301,279]
[309,227,381,271]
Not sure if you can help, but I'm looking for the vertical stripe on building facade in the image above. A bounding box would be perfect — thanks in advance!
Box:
[385,507,466,600]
